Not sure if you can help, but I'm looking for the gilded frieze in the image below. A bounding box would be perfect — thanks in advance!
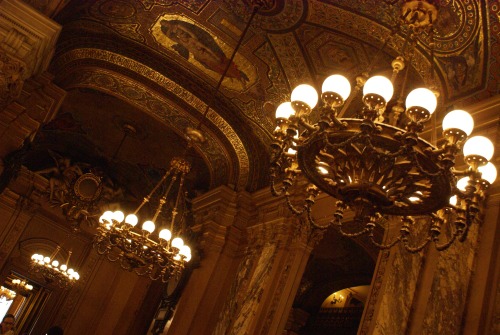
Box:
[108,23,145,42]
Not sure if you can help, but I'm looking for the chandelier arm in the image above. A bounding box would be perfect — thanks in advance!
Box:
[106,252,120,263]
[369,235,402,249]
[402,236,432,253]
[434,231,460,251]
[305,207,331,230]
[284,193,308,216]
[364,134,407,158]
[324,131,365,151]
[297,117,318,133]
[93,241,109,255]
[336,223,371,238]
[408,150,447,177]
[270,177,287,197]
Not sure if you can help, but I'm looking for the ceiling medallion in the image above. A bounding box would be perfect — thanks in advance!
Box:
[270,0,496,253]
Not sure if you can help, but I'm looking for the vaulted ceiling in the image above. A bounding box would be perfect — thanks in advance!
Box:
[19,0,498,314]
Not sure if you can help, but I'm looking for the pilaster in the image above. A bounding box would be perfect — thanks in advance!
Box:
[166,185,253,335]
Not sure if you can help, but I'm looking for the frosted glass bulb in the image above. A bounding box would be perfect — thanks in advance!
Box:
[125,214,138,227]
[322,74,351,100]
[184,253,192,262]
[275,102,295,119]
[291,84,318,109]
[456,177,469,191]
[112,211,124,223]
[363,76,394,102]
[442,109,474,136]
[51,260,59,267]
[171,237,184,249]
[159,228,172,241]
[179,245,191,257]
[463,136,494,160]
[405,88,437,114]
[60,264,67,271]
[478,162,497,184]
[44,256,50,263]
[67,268,74,275]
[142,220,155,233]
[74,273,80,280]
[31,254,38,260]
[99,210,113,223]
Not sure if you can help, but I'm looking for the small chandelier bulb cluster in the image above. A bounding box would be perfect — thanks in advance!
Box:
[0,286,16,301]
[11,279,33,295]
[271,69,496,252]
[30,248,80,288]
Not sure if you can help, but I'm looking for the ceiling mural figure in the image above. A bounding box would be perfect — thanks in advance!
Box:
[152,15,257,92]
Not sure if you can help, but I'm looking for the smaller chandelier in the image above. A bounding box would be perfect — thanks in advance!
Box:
[94,155,193,283]
[0,286,16,301]
[30,246,80,289]
[11,279,33,296]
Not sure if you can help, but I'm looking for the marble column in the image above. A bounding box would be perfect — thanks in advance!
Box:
[358,96,500,335]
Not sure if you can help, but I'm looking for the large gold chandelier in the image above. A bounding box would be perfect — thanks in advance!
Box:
[270,0,497,252]
[94,139,196,282]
